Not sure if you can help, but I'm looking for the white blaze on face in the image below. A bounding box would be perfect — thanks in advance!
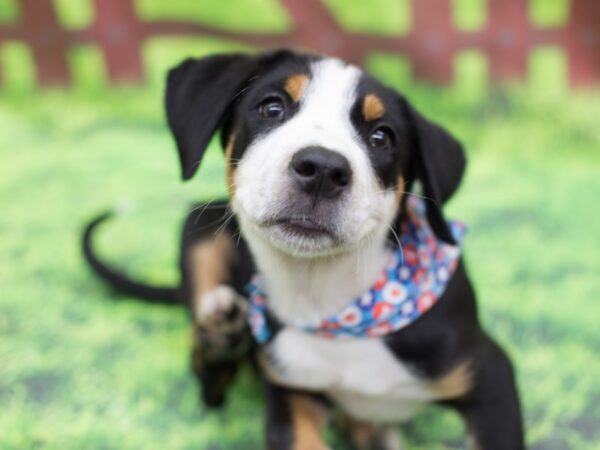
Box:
[233,58,398,254]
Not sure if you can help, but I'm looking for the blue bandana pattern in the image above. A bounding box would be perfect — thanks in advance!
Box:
[247,197,466,343]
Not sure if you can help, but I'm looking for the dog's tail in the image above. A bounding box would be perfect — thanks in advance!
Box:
[82,211,180,305]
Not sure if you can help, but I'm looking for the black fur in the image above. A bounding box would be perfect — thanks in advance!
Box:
[166,50,313,179]
[83,50,523,449]
[82,212,179,303]
[350,74,466,245]
[350,75,410,189]
[402,100,466,244]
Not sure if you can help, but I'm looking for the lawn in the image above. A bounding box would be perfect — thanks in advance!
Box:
[1,60,599,449]
[1,7,600,450]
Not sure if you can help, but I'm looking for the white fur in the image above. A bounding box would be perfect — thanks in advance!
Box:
[259,329,434,423]
[233,58,397,259]
[195,285,246,324]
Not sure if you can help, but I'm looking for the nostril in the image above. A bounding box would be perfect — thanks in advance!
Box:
[290,146,352,198]
[295,161,317,178]
[330,169,349,187]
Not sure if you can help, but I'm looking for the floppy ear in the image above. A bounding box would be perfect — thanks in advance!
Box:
[403,101,466,244]
[165,53,264,180]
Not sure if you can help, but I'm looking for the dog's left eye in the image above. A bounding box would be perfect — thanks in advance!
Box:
[259,97,285,120]
[368,128,392,148]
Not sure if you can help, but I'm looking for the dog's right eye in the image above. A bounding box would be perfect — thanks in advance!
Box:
[259,97,285,120]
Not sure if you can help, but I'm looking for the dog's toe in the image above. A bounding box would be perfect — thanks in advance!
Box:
[196,285,247,327]
[194,285,250,362]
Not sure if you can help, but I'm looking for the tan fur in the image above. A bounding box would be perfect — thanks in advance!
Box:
[339,417,376,449]
[225,136,236,197]
[428,361,473,399]
[188,233,237,368]
[463,420,483,450]
[395,176,405,205]
[289,394,329,450]
[467,430,482,450]
[189,233,236,302]
[362,94,385,121]
[284,74,309,103]
[337,416,402,450]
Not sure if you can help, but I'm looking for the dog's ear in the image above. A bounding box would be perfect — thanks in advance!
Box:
[403,101,466,244]
[165,53,265,180]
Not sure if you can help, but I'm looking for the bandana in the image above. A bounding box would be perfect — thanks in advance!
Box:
[247,196,466,343]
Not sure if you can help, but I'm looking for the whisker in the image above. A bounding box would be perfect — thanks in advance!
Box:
[233,229,244,247]
[185,203,235,236]
[192,198,219,225]
[404,191,439,207]
[212,208,236,238]
[188,198,217,216]
[387,224,404,265]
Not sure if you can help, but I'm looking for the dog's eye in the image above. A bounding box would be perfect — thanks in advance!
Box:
[259,97,285,120]
[368,128,392,148]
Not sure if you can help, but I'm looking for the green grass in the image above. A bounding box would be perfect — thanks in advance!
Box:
[1,67,599,449]
[1,1,599,445]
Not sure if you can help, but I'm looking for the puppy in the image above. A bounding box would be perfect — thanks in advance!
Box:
[83,50,524,449]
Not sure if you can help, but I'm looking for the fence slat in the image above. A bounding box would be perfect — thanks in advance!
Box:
[280,0,358,62]
[486,0,529,82]
[92,0,144,84]
[411,0,454,84]
[566,0,600,86]
[20,0,70,86]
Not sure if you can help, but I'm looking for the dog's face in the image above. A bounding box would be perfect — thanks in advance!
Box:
[166,51,465,257]
[230,58,409,256]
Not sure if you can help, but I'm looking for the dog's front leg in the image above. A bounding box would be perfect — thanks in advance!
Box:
[264,382,331,450]
[445,338,525,450]
[183,219,252,407]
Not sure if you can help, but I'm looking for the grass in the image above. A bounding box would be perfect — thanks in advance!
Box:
[0,1,599,447]
[1,66,599,449]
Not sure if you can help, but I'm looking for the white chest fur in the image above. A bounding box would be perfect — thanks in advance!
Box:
[260,328,435,422]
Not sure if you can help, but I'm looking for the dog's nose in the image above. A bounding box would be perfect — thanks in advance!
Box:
[290,146,352,199]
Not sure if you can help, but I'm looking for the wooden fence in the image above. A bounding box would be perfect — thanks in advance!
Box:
[0,0,598,88]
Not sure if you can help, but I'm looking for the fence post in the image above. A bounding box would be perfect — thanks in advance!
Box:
[91,0,144,84]
[280,0,354,62]
[410,0,454,84]
[486,0,528,83]
[19,0,70,86]
[566,0,600,87]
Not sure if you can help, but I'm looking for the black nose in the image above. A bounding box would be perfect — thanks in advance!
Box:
[290,146,352,199]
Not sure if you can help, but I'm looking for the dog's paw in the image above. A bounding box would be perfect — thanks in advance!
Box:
[193,285,251,363]
[196,285,247,329]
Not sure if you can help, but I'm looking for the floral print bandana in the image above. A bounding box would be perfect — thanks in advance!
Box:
[247,196,466,343]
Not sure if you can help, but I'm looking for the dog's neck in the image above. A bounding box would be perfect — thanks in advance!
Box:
[244,229,391,326]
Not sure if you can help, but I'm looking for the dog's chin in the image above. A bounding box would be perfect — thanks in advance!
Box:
[242,215,347,258]
[265,222,339,257]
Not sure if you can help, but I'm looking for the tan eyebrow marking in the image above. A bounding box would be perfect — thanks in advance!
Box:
[362,94,385,121]
[284,74,309,102]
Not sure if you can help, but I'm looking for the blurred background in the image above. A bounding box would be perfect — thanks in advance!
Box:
[0,0,598,449]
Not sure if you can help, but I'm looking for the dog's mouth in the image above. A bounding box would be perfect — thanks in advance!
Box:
[270,217,334,239]
[251,214,341,255]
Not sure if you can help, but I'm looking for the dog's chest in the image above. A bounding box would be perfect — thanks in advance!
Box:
[260,328,435,422]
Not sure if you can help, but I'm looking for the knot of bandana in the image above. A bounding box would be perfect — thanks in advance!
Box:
[247,196,466,343]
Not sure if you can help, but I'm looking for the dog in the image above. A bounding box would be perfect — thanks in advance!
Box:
[83,49,525,449]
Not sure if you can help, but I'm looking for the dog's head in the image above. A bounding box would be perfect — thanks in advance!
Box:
[166,50,465,257]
